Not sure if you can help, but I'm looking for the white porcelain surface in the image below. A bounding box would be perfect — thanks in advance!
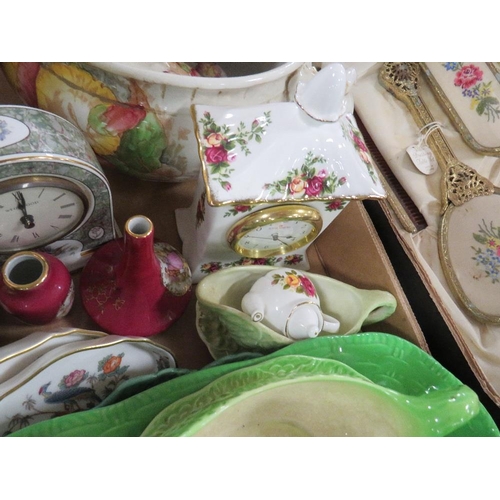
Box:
[176,63,386,283]
[191,65,385,206]
[241,268,340,339]
[0,328,107,384]
[295,63,356,121]
[0,335,176,436]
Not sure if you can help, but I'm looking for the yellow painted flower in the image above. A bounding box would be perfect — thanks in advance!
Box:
[285,273,301,288]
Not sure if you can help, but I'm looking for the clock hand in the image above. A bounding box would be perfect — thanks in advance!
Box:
[247,234,295,243]
[246,235,276,241]
[271,233,295,244]
[13,191,36,229]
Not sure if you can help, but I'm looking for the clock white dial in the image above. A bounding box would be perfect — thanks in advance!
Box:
[227,205,323,258]
[238,220,317,251]
[0,178,88,253]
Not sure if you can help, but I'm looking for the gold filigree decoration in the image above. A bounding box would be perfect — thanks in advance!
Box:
[379,62,420,98]
[444,163,494,207]
[380,62,497,212]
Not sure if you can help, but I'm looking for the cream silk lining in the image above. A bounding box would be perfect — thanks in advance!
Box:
[350,62,500,405]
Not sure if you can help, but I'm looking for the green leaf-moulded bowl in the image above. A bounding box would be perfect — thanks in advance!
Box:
[8,333,500,437]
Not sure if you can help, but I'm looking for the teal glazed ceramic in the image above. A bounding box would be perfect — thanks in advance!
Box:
[195,265,397,359]
[8,333,499,437]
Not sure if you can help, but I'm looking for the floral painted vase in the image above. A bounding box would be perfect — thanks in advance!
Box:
[80,215,192,336]
[0,251,74,324]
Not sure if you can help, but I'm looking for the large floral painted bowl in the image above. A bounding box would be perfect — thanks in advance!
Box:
[1,62,313,182]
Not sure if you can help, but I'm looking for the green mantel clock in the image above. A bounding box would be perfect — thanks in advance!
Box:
[0,105,117,271]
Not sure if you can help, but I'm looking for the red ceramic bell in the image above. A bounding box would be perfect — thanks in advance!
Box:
[80,215,192,336]
[0,251,74,324]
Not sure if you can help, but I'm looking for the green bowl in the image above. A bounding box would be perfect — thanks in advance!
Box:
[7,332,499,437]
[142,354,482,437]
[196,265,398,359]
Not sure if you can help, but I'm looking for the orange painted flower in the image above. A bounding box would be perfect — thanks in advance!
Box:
[102,355,122,374]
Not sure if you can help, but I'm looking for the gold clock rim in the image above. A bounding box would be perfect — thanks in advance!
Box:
[226,204,323,258]
[0,175,92,254]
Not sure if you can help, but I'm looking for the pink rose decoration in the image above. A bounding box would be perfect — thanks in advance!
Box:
[284,255,302,265]
[202,262,222,273]
[205,146,228,164]
[167,252,184,271]
[327,200,343,210]
[235,205,252,213]
[305,176,324,196]
[299,275,316,297]
[359,149,372,164]
[63,369,87,388]
[352,133,368,152]
[253,258,268,265]
[454,64,483,89]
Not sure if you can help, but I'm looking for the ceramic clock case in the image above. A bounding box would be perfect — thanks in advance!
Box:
[0,105,117,271]
[176,63,386,283]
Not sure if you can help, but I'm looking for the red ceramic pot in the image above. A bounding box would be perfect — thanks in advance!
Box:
[0,251,74,324]
[80,215,192,336]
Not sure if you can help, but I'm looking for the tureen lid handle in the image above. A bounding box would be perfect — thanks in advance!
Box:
[295,62,356,122]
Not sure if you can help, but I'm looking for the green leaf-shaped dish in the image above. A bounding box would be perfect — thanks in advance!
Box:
[142,355,481,437]
[7,333,500,437]
[196,265,398,359]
